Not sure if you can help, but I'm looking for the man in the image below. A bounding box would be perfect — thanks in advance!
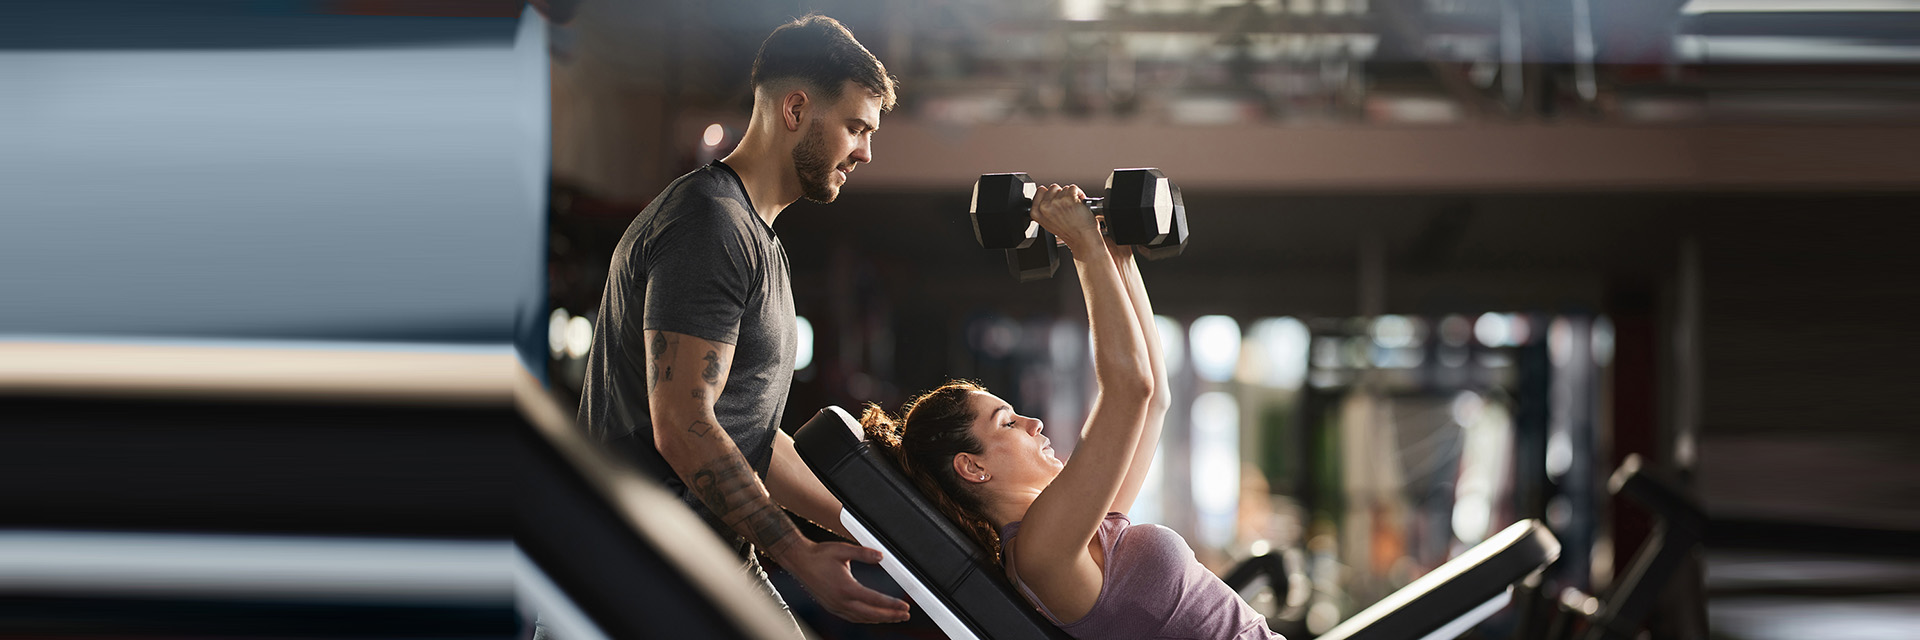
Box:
[576,14,912,630]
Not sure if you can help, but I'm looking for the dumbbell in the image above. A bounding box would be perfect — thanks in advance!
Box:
[969,168,1189,282]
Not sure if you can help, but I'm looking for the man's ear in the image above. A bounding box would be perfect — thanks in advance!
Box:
[953,453,989,484]
[781,88,810,132]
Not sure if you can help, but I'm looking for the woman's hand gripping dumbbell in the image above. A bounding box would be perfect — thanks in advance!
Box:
[968,168,1189,281]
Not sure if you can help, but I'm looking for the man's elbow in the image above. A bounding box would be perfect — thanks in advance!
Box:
[650,420,682,461]
[649,407,703,460]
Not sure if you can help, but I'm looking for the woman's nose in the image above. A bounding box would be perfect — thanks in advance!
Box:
[1028,418,1044,435]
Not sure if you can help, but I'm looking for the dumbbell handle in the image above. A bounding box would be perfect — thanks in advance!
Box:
[1040,193,1108,214]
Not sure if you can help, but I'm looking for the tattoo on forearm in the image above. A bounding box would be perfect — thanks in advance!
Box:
[702,350,721,385]
[687,419,715,439]
[690,470,724,512]
[689,455,798,556]
[689,459,753,515]
[741,503,800,556]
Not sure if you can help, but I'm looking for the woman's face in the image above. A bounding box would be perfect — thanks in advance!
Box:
[963,391,1064,491]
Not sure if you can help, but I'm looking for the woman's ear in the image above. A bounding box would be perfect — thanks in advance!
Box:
[953,453,989,484]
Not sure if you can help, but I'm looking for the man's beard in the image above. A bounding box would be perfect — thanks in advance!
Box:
[791,123,840,204]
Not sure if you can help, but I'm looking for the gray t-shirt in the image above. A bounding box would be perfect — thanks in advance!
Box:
[578,160,795,526]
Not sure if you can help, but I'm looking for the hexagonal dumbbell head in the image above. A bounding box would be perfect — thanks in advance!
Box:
[1103,168,1188,260]
[970,173,1041,250]
[1008,231,1060,281]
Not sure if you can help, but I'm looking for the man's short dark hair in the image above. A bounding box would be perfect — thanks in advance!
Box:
[750,14,898,112]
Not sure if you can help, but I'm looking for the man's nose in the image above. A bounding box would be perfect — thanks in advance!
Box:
[851,138,872,164]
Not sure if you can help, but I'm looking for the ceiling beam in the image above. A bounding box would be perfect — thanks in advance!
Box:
[835,121,1920,192]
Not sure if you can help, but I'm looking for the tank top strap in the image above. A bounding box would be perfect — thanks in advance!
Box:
[998,513,1131,629]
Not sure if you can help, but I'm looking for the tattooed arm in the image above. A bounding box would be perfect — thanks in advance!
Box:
[644,330,794,555]
[644,329,909,623]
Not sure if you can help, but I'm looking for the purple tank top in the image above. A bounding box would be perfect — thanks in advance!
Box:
[1000,513,1284,640]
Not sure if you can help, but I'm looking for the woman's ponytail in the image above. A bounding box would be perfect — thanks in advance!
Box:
[860,382,1005,563]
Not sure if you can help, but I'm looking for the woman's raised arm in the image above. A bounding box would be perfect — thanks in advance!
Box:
[1105,240,1170,515]
[1010,185,1153,581]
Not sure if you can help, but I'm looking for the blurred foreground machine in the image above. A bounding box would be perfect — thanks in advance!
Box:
[0,340,794,639]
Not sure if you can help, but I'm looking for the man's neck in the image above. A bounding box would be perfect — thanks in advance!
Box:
[720,141,796,228]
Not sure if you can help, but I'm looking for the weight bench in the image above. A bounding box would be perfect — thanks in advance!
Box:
[794,406,1069,640]
[794,406,1561,640]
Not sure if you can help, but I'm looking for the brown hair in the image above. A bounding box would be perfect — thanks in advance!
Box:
[859,380,1002,562]
[750,14,898,112]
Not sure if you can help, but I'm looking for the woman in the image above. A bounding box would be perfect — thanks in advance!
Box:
[861,185,1283,639]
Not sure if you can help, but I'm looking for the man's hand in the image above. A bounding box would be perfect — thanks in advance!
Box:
[771,539,912,624]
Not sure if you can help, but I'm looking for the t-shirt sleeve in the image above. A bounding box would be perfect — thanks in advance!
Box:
[642,201,755,346]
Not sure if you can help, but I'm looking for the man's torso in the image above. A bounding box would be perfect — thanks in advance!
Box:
[577,160,795,524]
